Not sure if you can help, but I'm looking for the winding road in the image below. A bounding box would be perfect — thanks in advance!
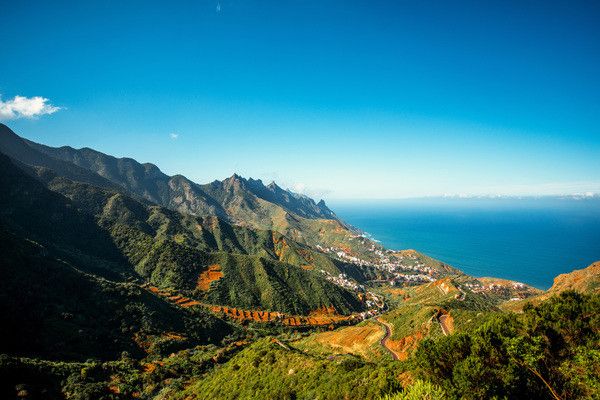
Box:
[375,318,400,361]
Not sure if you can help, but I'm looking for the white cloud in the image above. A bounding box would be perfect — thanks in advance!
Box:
[417,181,600,199]
[0,95,61,120]
[170,132,179,140]
[468,181,600,197]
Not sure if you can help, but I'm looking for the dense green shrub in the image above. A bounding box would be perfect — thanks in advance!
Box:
[379,380,447,400]
[413,291,600,399]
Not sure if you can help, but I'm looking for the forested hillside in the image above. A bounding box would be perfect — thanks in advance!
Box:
[0,123,597,399]
[0,152,366,316]
[0,123,453,273]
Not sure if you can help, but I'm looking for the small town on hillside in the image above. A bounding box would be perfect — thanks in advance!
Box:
[316,235,535,303]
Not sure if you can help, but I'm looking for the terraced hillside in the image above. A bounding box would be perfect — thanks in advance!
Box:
[0,225,230,362]
[145,285,360,327]
[0,153,366,316]
[0,123,459,283]
[2,123,597,399]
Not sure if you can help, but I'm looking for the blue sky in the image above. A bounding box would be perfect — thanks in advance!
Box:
[1,0,599,199]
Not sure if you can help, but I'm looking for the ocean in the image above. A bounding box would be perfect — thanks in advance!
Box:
[330,198,600,289]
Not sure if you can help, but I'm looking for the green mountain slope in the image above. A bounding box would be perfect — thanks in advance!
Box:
[0,152,233,359]
[0,228,229,361]
[22,131,336,221]
[0,123,459,283]
[0,123,121,192]
[1,151,365,316]
[45,176,365,315]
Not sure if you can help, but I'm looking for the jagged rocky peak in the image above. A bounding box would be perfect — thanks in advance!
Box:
[267,181,281,190]
[225,173,247,184]
[203,174,239,189]
[266,180,301,199]
[220,173,251,194]
[317,199,336,216]
[221,173,238,184]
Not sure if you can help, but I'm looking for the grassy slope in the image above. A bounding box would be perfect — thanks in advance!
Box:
[0,228,230,361]
[294,320,387,362]
[35,171,365,315]
[169,338,400,400]
[11,128,458,279]
[501,261,600,312]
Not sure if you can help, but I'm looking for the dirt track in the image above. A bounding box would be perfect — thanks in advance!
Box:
[375,318,400,361]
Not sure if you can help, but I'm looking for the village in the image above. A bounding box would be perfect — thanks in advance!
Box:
[462,279,533,300]
[316,241,437,288]
[317,269,387,319]
[315,236,542,304]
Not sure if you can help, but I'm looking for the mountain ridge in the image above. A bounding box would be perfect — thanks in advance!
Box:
[17,126,337,223]
[1,147,376,318]
[1,123,455,280]
[0,122,598,399]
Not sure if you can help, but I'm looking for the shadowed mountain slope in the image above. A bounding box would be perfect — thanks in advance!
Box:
[0,154,232,360]
[0,124,120,192]
[0,151,365,315]
[19,128,336,221]
[0,123,457,280]
[0,228,230,361]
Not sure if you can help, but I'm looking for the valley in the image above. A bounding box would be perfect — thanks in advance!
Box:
[0,122,598,399]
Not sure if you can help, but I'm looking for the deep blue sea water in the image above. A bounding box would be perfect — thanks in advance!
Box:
[330,198,600,289]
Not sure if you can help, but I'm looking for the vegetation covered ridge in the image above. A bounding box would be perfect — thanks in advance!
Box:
[0,122,598,399]
[0,123,465,285]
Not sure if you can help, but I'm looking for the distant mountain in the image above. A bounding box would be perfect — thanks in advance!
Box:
[1,123,444,273]
[20,129,337,222]
[0,124,368,257]
[0,150,365,316]
[0,123,120,191]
